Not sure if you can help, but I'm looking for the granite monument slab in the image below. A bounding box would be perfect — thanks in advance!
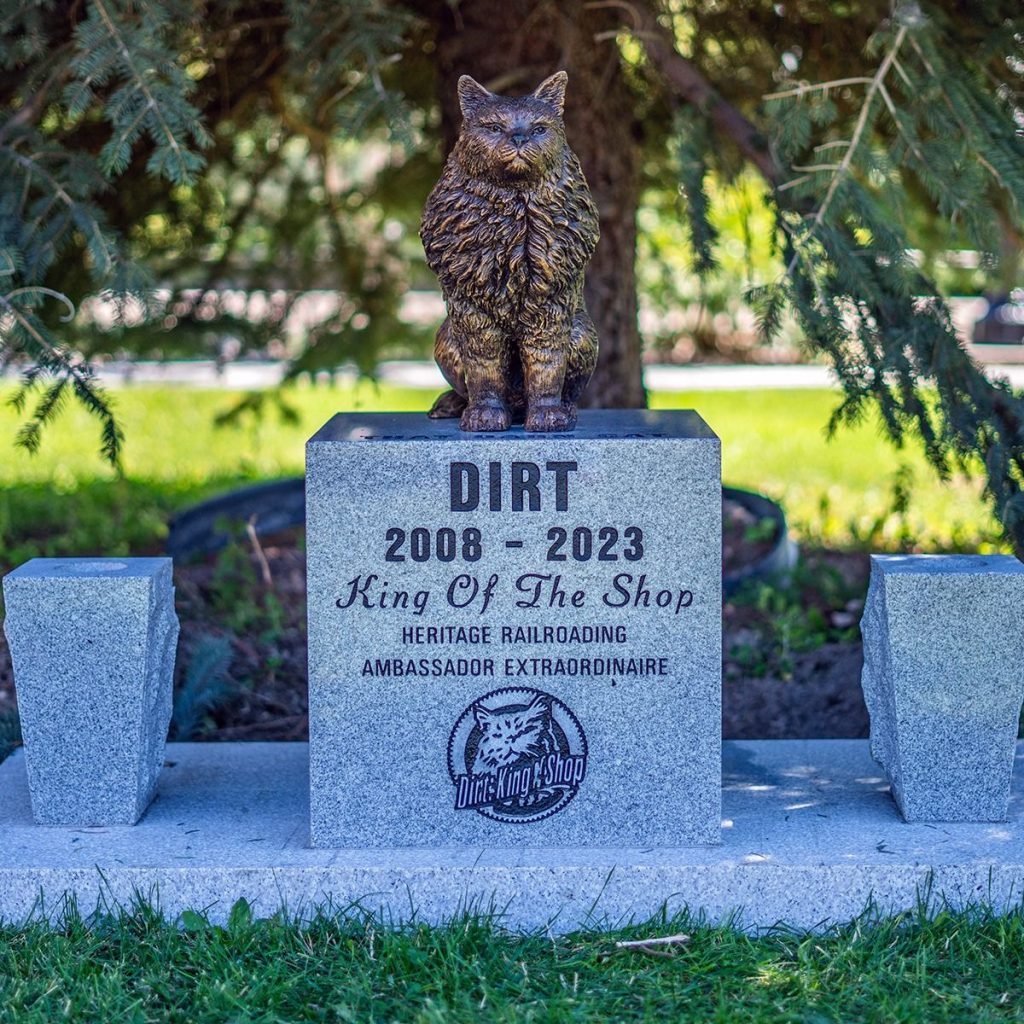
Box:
[4,739,1024,932]
[306,410,721,847]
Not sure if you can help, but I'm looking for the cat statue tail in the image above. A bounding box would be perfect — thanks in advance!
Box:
[428,389,468,419]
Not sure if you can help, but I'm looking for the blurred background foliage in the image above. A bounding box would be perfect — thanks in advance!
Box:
[0,383,1001,570]
[1,0,1023,549]
[5,0,1020,370]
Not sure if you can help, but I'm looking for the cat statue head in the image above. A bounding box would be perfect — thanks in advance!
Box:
[471,693,553,774]
[454,71,569,184]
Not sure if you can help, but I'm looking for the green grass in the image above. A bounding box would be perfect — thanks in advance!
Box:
[0,382,1004,568]
[649,389,1002,552]
[0,383,437,567]
[1,903,1023,1022]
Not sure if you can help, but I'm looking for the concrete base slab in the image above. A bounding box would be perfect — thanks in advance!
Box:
[2,740,1023,932]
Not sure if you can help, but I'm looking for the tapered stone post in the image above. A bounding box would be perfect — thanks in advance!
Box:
[2,558,179,826]
[860,554,1024,822]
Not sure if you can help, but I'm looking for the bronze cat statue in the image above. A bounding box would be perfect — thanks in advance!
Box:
[420,71,599,432]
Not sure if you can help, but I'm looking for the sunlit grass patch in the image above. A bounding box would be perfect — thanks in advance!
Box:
[0,382,1002,568]
[0,902,1022,1023]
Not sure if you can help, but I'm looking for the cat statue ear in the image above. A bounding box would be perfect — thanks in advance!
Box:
[458,75,494,118]
[531,71,568,115]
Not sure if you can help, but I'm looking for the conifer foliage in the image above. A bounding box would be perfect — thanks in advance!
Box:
[1,0,211,462]
[1,0,1023,554]
[0,0,411,462]
[751,7,1024,557]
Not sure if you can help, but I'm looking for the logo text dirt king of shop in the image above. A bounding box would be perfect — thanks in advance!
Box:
[447,687,588,825]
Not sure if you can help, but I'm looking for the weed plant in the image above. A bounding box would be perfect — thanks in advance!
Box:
[207,539,288,644]
[0,710,20,764]
[170,635,235,741]
[727,554,864,681]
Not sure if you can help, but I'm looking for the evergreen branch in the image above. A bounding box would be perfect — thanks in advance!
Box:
[777,175,811,193]
[891,54,914,90]
[625,0,782,185]
[0,293,63,359]
[4,148,115,276]
[0,326,125,467]
[739,8,1024,556]
[673,110,719,276]
[877,82,899,120]
[91,0,188,176]
[791,163,843,173]
[0,60,70,146]
[3,287,75,321]
[763,77,875,100]
[1,277,124,469]
[15,376,68,454]
[977,153,1008,196]
[71,0,209,184]
[907,34,1020,211]
[787,25,908,276]
[282,0,417,148]
[877,83,927,165]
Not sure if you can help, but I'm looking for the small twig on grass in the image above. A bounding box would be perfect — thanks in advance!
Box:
[611,933,691,957]
[615,932,690,948]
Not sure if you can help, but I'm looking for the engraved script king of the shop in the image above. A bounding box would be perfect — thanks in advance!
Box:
[334,457,695,685]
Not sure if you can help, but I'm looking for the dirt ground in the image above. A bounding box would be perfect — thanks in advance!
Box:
[0,534,871,743]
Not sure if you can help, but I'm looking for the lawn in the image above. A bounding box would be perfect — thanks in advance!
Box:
[1,903,1023,1022]
[0,381,1004,568]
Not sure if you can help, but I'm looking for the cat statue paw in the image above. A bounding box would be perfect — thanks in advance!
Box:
[461,399,511,433]
[525,400,577,433]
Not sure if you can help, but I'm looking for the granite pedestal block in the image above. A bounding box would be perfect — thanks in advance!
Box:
[2,558,179,826]
[860,554,1024,822]
[306,411,722,847]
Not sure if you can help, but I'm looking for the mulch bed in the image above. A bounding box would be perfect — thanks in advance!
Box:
[0,532,871,743]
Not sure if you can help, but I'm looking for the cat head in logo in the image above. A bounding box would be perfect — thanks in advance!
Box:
[455,71,569,182]
[471,693,553,773]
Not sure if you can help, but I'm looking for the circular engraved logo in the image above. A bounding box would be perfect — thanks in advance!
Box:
[447,687,588,824]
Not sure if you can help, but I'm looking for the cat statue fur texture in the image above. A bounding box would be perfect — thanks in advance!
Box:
[420,71,599,432]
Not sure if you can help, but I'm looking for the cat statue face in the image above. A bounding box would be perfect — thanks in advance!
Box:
[471,694,553,775]
[455,71,568,184]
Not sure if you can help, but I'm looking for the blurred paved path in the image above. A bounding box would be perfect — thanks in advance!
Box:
[29,359,1024,391]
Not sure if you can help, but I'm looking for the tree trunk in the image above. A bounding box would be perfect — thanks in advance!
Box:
[428,0,646,407]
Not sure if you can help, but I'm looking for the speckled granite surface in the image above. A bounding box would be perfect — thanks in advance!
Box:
[2,740,1023,932]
